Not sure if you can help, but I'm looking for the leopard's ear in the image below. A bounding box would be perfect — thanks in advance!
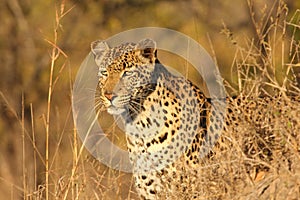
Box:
[91,40,109,56]
[135,39,157,63]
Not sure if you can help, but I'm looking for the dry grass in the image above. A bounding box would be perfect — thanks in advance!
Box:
[0,0,299,199]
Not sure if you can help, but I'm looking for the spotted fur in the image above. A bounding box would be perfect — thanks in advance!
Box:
[91,39,222,199]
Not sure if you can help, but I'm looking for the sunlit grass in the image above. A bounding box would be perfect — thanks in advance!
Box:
[0,0,299,199]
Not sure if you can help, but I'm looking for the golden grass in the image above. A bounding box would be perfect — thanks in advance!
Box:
[0,0,299,199]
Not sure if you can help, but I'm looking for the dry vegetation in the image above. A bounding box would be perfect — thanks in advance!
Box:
[0,0,299,199]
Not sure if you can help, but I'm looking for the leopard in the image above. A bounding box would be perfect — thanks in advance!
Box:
[90,38,225,199]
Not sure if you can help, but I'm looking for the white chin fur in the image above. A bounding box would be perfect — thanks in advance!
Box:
[107,106,126,115]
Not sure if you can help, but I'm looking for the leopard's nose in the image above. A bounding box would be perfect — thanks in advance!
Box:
[104,92,116,101]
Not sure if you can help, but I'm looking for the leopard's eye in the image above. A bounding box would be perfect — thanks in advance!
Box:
[123,70,134,77]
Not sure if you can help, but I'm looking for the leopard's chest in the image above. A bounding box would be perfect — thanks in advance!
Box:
[124,86,181,171]
[124,82,202,174]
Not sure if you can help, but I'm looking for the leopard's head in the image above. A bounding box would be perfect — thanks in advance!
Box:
[91,39,158,117]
